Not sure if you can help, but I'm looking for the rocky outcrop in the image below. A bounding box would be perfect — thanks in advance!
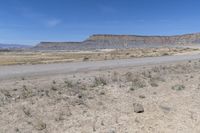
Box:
[34,33,200,50]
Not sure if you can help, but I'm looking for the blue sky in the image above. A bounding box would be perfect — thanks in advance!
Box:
[0,0,200,45]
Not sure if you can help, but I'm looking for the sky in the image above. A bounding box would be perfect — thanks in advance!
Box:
[0,0,200,45]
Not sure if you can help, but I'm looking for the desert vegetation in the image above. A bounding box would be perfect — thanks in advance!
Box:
[0,47,198,65]
[1,59,200,132]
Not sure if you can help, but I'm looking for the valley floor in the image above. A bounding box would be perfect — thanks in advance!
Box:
[0,47,198,65]
[1,58,200,132]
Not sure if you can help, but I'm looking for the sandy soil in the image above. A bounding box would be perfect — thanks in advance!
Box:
[0,47,198,65]
[1,59,200,132]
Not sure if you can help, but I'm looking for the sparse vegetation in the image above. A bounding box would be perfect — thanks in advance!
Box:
[130,77,146,91]
[150,82,159,87]
[171,84,185,91]
[92,76,107,87]
[0,47,198,65]
[64,80,74,88]
[1,57,200,132]
[83,57,90,61]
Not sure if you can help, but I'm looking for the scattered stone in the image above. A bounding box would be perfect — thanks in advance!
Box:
[14,128,20,132]
[22,106,32,117]
[135,118,140,123]
[34,120,46,131]
[139,95,146,99]
[100,91,105,95]
[78,94,83,99]
[159,105,171,113]
[108,129,116,133]
[1,90,11,98]
[51,86,57,91]
[150,82,159,87]
[52,80,56,84]
[13,88,18,91]
[55,113,65,121]
[133,103,144,113]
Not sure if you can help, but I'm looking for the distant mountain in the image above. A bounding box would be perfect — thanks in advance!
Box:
[34,33,200,51]
[0,43,31,49]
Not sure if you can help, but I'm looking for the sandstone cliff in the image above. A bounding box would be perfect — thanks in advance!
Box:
[34,33,200,50]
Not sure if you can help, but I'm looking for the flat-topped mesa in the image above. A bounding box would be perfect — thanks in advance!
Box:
[37,42,81,46]
[86,33,200,44]
[34,33,200,51]
[34,42,82,50]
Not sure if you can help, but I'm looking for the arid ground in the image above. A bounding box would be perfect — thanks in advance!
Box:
[1,48,200,133]
[0,47,198,65]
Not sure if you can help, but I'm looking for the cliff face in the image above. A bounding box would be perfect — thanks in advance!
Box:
[87,33,200,44]
[34,33,200,50]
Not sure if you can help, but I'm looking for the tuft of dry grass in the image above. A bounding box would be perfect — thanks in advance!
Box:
[92,76,107,87]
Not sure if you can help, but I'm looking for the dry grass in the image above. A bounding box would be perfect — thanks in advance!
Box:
[0,47,198,65]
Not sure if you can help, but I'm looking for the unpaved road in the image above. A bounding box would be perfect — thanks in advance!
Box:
[0,54,200,80]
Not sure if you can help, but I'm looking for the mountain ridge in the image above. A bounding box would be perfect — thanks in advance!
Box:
[0,43,31,49]
[34,33,200,50]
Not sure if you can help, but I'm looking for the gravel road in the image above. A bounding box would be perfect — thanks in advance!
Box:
[0,54,200,80]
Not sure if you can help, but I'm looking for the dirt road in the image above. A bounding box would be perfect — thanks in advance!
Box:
[0,54,200,80]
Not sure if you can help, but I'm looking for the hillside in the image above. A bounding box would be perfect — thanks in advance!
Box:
[34,33,200,50]
[0,43,31,50]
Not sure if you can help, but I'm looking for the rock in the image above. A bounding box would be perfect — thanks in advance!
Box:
[34,120,46,131]
[35,33,200,51]
[133,103,144,113]
[22,106,32,117]
[159,105,171,113]
[108,129,116,133]
[14,128,20,132]
[139,95,146,99]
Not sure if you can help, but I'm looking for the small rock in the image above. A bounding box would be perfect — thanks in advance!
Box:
[135,118,140,123]
[22,106,32,117]
[153,92,157,95]
[133,103,144,113]
[51,86,57,91]
[159,105,171,113]
[34,120,46,131]
[108,129,116,133]
[139,95,146,99]
[14,128,20,132]
[100,91,105,95]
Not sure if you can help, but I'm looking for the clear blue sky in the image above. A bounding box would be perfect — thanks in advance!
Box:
[0,0,200,45]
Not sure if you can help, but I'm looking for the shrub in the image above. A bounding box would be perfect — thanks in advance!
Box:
[130,78,146,91]
[64,80,74,88]
[83,57,89,61]
[150,82,159,87]
[125,72,134,82]
[171,84,185,91]
[93,76,107,87]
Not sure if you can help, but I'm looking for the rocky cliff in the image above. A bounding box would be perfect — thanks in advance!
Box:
[34,33,200,50]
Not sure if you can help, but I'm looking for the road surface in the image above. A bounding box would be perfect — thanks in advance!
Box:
[0,54,200,80]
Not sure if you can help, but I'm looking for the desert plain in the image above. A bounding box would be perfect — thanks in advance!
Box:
[1,45,200,133]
